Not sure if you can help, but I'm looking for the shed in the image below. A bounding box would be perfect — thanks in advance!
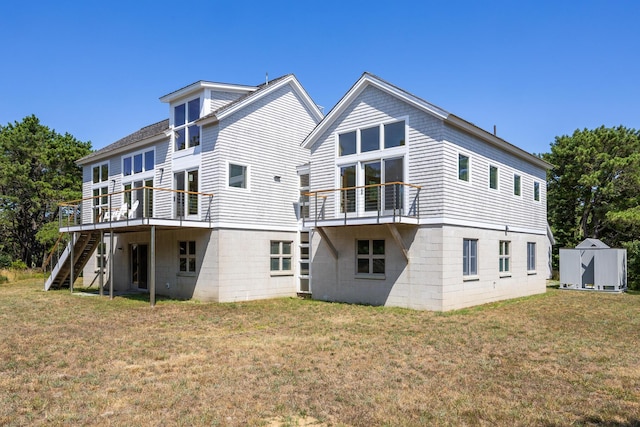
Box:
[559,238,627,292]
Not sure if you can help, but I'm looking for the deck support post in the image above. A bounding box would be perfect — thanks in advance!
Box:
[99,230,104,297]
[150,225,156,307]
[109,230,114,300]
[69,232,75,293]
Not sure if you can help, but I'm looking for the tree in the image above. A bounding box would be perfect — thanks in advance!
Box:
[544,126,640,287]
[0,115,91,267]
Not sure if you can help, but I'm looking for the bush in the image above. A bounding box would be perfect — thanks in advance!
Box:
[0,274,7,284]
[0,254,10,269]
[10,260,27,270]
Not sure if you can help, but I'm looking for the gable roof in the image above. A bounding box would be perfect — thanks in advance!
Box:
[197,74,323,125]
[302,72,551,170]
[78,74,323,165]
[78,119,169,165]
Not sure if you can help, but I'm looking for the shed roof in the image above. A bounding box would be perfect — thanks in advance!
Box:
[576,238,610,249]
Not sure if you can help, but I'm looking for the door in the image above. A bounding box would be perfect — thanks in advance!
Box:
[363,161,381,212]
[175,172,185,218]
[174,170,199,219]
[383,157,404,213]
[131,243,149,289]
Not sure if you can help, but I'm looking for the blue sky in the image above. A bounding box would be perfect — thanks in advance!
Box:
[0,0,638,155]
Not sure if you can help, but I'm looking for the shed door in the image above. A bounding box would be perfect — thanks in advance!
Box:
[559,249,581,286]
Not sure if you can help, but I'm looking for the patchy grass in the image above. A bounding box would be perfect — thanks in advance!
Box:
[1,281,639,426]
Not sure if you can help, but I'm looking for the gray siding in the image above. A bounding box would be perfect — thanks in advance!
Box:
[203,83,318,228]
[441,123,547,231]
[209,90,246,111]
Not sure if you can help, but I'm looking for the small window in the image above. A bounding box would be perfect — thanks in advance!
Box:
[133,153,143,174]
[174,98,201,151]
[338,131,356,156]
[229,164,247,188]
[534,182,540,201]
[514,174,521,196]
[179,241,196,273]
[361,126,380,152]
[489,165,498,190]
[92,162,109,183]
[458,154,469,181]
[499,241,510,273]
[175,104,186,126]
[270,241,292,272]
[356,239,385,275]
[384,121,405,148]
[123,157,132,176]
[463,238,477,276]
[527,242,536,271]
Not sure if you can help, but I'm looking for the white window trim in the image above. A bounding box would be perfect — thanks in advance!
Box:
[172,96,202,152]
[91,161,110,185]
[533,181,541,202]
[499,240,511,277]
[513,173,522,198]
[488,164,499,191]
[462,238,478,280]
[226,161,251,191]
[270,240,293,276]
[173,168,200,220]
[457,151,471,184]
[527,242,537,274]
[178,240,197,275]
[121,147,155,180]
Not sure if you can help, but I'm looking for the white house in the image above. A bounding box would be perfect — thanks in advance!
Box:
[301,73,551,311]
[45,72,551,311]
[46,74,322,303]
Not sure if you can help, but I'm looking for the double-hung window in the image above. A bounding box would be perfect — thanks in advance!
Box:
[463,238,478,277]
[92,162,109,222]
[356,239,385,275]
[527,242,536,272]
[499,241,510,274]
[174,98,201,151]
[489,165,499,190]
[458,154,470,181]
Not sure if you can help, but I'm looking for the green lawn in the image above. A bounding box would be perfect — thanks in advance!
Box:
[1,279,639,426]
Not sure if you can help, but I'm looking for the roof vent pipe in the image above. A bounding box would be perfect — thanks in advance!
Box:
[493,125,497,136]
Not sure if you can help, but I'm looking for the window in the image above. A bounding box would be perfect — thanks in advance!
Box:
[489,165,498,190]
[299,232,310,292]
[356,239,385,275]
[384,121,405,148]
[514,174,521,196]
[458,154,469,181]
[92,162,109,184]
[299,173,310,219]
[92,186,108,221]
[96,242,107,269]
[174,170,199,217]
[463,238,478,276]
[270,241,292,272]
[179,241,196,273]
[123,149,154,177]
[340,165,356,213]
[499,241,510,273]
[534,181,540,201]
[339,131,356,156]
[338,120,405,156]
[174,98,200,151]
[229,163,248,188]
[527,242,536,271]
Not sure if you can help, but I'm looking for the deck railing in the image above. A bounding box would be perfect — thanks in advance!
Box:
[58,186,215,228]
[302,182,421,226]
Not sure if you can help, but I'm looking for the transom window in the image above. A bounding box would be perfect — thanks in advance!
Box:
[489,165,498,190]
[123,149,154,176]
[499,241,510,273]
[463,238,478,276]
[229,163,248,189]
[270,241,292,272]
[356,239,385,275]
[514,174,521,196]
[179,241,196,273]
[458,154,469,181]
[174,98,201,151]
[338,120,405,156]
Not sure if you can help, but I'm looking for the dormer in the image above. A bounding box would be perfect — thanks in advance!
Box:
[160,81,257,153]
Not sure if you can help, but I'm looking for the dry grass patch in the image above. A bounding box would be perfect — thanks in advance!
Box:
[1,280,639,426]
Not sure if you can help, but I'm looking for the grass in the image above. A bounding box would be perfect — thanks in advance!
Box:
[1,280,639,426]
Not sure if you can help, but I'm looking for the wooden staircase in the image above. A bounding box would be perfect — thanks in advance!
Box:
[44,231,100,290]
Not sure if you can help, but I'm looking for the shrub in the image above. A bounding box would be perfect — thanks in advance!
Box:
[0,274,7,284]
[10,260,28,270]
